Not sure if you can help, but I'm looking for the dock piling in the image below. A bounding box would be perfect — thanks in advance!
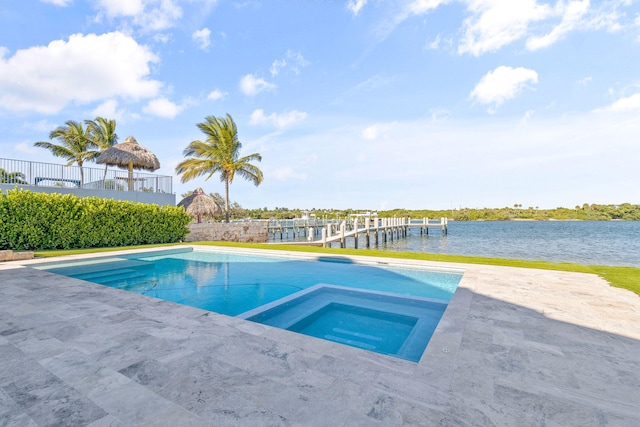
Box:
[266,216,450,248]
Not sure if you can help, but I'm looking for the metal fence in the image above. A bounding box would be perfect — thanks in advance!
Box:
[0,158,172,194]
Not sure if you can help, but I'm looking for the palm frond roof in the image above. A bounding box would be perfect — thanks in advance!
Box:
[95,136,160,171]
[177,188,221,216]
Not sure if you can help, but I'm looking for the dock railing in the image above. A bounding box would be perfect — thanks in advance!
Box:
[268,216,449,248]
[0,157,172,194]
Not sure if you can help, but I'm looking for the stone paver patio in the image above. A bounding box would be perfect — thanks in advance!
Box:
[1,246,639,426]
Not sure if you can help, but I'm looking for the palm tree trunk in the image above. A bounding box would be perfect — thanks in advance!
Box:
[225,178,230,223]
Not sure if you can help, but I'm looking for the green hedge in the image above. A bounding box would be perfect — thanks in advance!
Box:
[0,189,192,250]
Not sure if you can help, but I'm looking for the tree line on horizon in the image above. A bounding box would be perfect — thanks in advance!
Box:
[182,202,640,222]
[375,203,640,221]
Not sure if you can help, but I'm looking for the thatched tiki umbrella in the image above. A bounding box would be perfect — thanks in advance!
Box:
[178,188,221,223]
[95,136,160,191]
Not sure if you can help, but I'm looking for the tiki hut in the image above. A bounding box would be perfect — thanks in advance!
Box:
[178,188,221,223]
[95,136,160,191]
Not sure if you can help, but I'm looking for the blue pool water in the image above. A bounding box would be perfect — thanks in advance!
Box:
[293,303,417,350]
[35,248,462,361]
[240,284,448,362]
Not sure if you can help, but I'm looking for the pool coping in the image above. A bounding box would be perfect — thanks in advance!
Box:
[2,245,640,425]
[15,245,467,367]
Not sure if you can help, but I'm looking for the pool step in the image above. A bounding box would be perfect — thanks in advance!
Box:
[98,272,150,285]
[74,268,139,281]
[332,327,382,342]
[40,258,154,276]
[324,334,377,351]
[324,327,382,351]
[74,268,150,285]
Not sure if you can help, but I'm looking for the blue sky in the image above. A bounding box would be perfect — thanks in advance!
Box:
[1,0,639,210]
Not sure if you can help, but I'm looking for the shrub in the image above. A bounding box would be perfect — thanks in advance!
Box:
[0,189,191,250]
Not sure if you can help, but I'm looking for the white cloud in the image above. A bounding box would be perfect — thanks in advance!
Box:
[138,0,182,31]
[430,107,450,121]
[362,123,391,140]
[96,0,182,32]
[91,99,126,121]
[207,89,227,101]
[0,32,161,114]
[270,59,286,77]
[97,0,144,17]
[22,119,56,133]
[249,109,307,129]
[371,0,450,42]
[459,0,553,56]
[368,0,631,56]
[577,76,592,86]
[597,93,640,112]
[427,34,442,50]
[287,51,309,75]
[40,0,73,6]
[587,1,626,33]
[192,28,211,50]
[271,166,307,182]
[347,0,368,15]
[270,50,309,76]
[526,0,590,50]
[239,74,276,96]
[456,0,633,55]
[470,66,538,112]
[154,33,172,43]
[14,141,40,154]
[427,34,454,50]
[521,109,535,124]
[409,0,451,15]
[143,97,183,118]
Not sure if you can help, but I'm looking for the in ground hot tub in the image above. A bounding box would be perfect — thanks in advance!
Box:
[239,284,448,362]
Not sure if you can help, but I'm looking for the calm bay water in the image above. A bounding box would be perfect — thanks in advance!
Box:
[270,221,640,267]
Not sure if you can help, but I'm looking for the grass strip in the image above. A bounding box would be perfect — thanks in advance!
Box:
[33,243,182,257]
[33,241,640,297]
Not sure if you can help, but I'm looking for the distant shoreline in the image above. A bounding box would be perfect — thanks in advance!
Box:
[243,204,640,222]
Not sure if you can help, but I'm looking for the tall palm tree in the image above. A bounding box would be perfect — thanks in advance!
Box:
[176,114,263,223]
[85,117,118,183]
[34,120,99,186]
[0,168,27,184]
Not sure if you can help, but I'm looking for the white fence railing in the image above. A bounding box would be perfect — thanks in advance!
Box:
[0,157,172,194]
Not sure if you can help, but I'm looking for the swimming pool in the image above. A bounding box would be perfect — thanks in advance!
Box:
[34,247,463,361]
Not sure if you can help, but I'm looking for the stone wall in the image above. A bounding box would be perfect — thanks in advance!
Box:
[0,250,34,262]
[185,222,268,243]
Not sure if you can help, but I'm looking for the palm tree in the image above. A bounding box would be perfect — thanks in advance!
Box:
[209,192,226,210]
[0,168,27,184]
[176,114,263,223]
[85,117,118,184]
[34,120,99,186]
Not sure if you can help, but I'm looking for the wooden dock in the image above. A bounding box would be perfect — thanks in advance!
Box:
[268,217,448,248]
